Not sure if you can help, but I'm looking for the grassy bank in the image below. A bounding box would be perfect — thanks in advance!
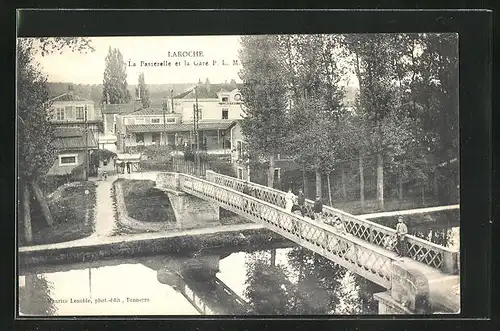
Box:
[21,181,97,246]
[121,179,176,223]
[19,227,290,269]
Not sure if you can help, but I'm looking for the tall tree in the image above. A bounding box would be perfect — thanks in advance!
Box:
[345,34,399,210]
[238,35,289,187]
[285,35,346,198]
[102,47,131,104]
[17,37,94,243]
[136,72,151,108]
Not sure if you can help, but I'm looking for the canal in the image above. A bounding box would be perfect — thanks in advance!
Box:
[18,210,459,316]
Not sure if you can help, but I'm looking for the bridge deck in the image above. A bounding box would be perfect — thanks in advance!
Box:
[156,171,460,309]
[202,171,459,275]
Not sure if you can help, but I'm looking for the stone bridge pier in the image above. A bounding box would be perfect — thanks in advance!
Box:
[374,262,460,314]
[156,173,221,229]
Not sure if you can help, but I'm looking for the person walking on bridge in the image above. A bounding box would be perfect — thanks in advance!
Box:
[395,217,408,258]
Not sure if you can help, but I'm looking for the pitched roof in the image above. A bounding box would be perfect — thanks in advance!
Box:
[101,103,139,114]
[126,120,236,133]
[50,92,92,103]
[173,85,218,99]
[52,127,98,150]
[128,107,166,116]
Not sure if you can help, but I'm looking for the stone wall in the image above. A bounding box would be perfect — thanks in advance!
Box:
[166,191,220,230]
[390,262,430,314]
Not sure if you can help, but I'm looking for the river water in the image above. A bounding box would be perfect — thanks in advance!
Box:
[18,210,459,316]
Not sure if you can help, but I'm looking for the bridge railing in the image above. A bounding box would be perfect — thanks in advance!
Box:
[205,170,458,274]
[180,173,396,288]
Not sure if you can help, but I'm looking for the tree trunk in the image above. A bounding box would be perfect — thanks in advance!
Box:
[359,151,365,211]
[315,168,322,198]
[433,167,439,202]
[31,180,54,227]
[302,168,309,199]
[267,154,275,188]
[327,173,333,206]
[399,165,403,205]
[22,182,33,244]
[270,249,276,267]
[376,152,384,211]
[421,184,426,206]
[341,163,347,200]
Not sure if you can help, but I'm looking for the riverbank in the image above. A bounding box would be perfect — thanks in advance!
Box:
[20,181,97,246]
[19,223,292,270]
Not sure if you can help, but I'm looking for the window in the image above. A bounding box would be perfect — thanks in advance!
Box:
[222,108,229,119]
[166,117,176,123]
[151,118,160,123]
[152,133,161,143]
[238,167,243,180]
[56,108,65,120]
[221,96,229,102]
[59,154,77,166]
[135,117,146,124]
[76,107,85,120]
[136,133,144,143]
[126,118,135,125]
[274,168,281,180]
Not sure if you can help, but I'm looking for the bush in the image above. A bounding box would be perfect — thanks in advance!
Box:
[142,145,175,159]
[139,159,173,171]
[208,159,236,177]
[37,175,72,195]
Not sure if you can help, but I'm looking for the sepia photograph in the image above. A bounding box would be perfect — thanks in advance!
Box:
[17,33,460,316]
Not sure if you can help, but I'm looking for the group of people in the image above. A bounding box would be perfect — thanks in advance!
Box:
[283,187,409,258]
[284,189,346,232]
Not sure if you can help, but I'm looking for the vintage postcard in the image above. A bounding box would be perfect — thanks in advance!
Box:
[17,33,460,316]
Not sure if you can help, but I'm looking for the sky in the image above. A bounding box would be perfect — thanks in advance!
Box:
[32,36,244,85]
[31,35,358,87]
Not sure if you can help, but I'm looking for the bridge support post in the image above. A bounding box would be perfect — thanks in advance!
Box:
[374,262,431,314]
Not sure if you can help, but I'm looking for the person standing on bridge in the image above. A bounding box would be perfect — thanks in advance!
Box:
[395,217,408,257]
[285,189,296,212]
[297,189,305,214]
[313,195,323,222]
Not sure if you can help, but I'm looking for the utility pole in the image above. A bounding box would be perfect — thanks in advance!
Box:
[162,98,167,146]
[194,85,200,175]
[170,89,174,113]
[84,106,89,181]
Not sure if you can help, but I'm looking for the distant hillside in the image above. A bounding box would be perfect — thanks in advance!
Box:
[47,83,199,108]
[47,82,357,108]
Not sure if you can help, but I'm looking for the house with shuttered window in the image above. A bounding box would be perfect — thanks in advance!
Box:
[48,90,103,134]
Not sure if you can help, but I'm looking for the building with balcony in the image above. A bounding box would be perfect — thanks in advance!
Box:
[115,86,243,155]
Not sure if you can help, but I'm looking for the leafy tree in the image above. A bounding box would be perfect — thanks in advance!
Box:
[19,274,56,315]
[102,47,131,104]
[345,34,400,210]
[238,35,289,187]
[284,35,347,198]
[17,37,94,243]
[136,72,151,108]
